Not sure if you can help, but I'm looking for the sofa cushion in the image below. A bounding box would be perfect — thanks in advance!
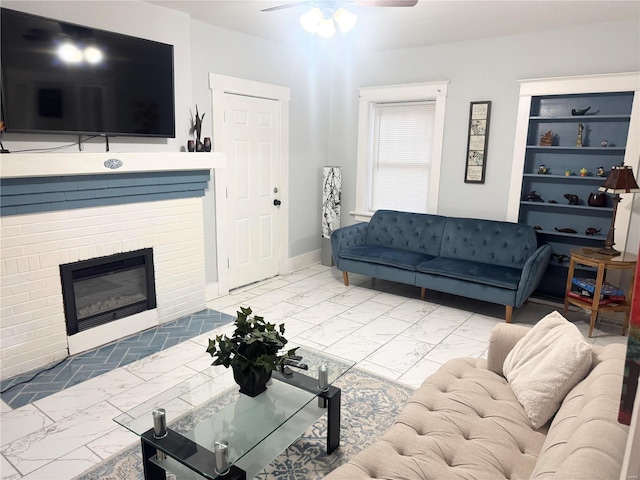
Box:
[364,210,446,256]
[324,358,546,480]
[416,257,522,289]
[530,343,629,479]
[439,217,538,268]
[339,245,435,271]
[503,311,592,428]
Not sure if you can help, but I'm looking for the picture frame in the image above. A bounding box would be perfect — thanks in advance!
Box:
[464,101,491,184]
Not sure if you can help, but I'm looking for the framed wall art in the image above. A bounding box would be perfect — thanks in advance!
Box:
[464,101,491,184]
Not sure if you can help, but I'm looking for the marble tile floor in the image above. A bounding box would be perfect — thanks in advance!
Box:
[1,310,236,410]
[0,264,627,480]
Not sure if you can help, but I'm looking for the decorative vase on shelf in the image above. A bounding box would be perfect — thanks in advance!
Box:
[588,193,607,207]
[575,123,584,147]
[204,137,212,152]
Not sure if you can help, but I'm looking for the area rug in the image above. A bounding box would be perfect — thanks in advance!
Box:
[74,367,415,480]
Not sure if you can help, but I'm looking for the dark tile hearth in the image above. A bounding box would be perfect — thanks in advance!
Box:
[0,309,234,409]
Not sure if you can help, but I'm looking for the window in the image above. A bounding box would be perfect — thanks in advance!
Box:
[353,82,448,221]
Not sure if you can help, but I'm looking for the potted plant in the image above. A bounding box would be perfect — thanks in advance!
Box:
[206,306,299,397]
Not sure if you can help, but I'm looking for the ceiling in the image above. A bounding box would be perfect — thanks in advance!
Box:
[148,0,640,50]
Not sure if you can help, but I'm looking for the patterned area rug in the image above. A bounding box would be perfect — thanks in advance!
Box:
[74,368,414,480]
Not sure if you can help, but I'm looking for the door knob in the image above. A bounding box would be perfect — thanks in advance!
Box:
[273,199,282,206]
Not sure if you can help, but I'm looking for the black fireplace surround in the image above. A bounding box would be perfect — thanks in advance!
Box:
[60,249,157,335]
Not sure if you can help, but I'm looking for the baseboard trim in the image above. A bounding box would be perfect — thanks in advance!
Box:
[290,249,321,272]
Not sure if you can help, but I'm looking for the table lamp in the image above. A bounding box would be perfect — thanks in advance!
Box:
[597,164,640,256]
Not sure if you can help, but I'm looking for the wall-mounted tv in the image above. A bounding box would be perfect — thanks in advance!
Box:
[0,8,175,138]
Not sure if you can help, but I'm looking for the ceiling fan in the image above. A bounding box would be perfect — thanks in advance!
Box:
[261,1,418,12]
[262,0,418,37]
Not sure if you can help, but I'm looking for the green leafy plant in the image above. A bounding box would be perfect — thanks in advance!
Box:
[206,306,298,381]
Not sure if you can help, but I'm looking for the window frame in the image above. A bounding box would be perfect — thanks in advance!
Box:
[352,81,449,222]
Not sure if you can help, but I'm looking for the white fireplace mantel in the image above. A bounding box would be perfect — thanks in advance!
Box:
[0,150,227,378]
[0,151,226,179]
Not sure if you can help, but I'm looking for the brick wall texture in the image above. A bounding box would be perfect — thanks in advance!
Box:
[0,197,206,379]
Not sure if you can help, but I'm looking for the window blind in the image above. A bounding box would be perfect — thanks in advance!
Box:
[370,101,436,213]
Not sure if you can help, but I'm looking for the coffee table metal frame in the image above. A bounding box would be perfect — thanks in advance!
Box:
[135,368,343,480]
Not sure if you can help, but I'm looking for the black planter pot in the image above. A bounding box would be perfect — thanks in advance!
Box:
[231,364,272,397]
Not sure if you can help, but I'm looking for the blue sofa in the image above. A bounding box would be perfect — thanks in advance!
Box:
[330,210,551,322]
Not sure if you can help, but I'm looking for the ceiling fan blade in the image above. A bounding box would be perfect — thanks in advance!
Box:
[356,0,418,6]
[261,1,317,12]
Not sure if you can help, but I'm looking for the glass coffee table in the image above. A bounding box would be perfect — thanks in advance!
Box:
[114,348,354,480]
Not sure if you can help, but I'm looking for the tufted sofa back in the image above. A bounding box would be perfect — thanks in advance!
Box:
[365,210,446,256]
[439,217,538,268]
[530,343,629,479]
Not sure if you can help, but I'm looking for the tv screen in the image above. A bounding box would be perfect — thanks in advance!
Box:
[0,8,175,138]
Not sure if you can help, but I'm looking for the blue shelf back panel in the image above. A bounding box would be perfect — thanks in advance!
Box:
[0,171,211,216]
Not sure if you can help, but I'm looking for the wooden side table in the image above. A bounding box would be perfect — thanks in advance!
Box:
[563,248,637,337]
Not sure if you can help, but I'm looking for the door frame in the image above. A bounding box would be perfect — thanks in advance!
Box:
[209,74,291,296]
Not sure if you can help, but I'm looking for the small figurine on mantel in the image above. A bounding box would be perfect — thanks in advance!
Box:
[189,105,206,152]
[540,130,554,146]
[575,122,584,147]
[597,166,606,177]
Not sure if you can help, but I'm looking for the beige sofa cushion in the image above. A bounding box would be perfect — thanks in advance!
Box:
[530,343,629,479]
[324,357,546,480]
[503,311,592,428]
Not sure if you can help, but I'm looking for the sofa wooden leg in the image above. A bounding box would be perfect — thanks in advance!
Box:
[420,287,426,300]
[342,271,349,286]
[505,306,513,323]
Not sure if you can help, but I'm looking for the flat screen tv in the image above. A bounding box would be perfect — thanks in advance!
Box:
[0,8,175,138]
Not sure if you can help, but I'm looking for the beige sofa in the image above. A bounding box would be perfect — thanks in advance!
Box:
[325,321,629,480]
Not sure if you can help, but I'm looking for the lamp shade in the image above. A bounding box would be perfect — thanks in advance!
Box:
[598,165,640,194]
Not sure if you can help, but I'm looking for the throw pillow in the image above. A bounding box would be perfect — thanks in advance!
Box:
[503,311,592,428]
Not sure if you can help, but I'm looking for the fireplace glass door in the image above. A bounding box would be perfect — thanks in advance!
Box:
[60,249,156,335]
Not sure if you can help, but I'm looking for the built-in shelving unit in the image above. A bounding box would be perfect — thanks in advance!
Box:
[507,73,640,300]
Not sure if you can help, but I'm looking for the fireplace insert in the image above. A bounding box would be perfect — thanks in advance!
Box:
[60,249,157,335]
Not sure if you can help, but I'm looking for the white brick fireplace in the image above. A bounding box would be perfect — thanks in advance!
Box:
[0,152,225,379]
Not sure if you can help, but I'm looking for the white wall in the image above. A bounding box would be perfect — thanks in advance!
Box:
[189,21,335,270]
[327,19,640,228]
[2,3,639,277]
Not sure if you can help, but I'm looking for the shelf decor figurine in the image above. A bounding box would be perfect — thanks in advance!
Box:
[564,193,579,205]
[565,169,571,176]
[571,106,591,116]
[524,191,542,201]
[597,164,640,256]
[580,168,588,177]
[538,165,547,174]
[540,130,553,146]
[597,166,606,177]
[575,123,584,147]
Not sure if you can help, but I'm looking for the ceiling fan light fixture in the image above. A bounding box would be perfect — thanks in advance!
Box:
[334,7,357,33]
[300,7,323,34]
[317,16,336,37]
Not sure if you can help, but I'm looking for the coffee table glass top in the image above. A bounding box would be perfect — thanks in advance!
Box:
[113,347,354,478]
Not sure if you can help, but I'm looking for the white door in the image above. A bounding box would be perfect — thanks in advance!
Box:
[224,93,281,289]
